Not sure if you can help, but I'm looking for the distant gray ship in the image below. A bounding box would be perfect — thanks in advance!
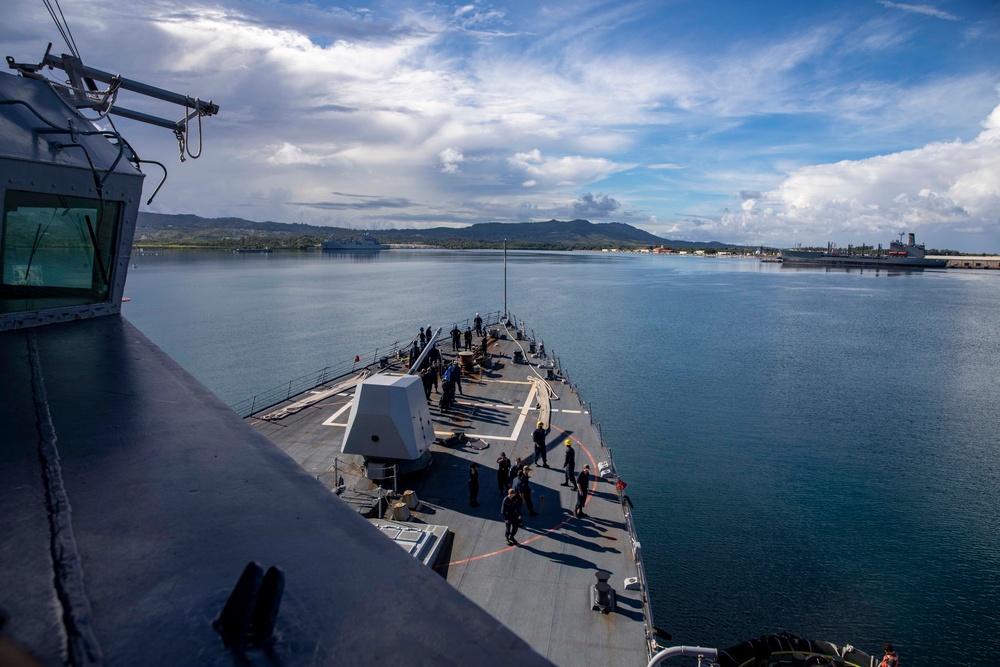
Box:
[781,233,947,269]
[321,234,389,251]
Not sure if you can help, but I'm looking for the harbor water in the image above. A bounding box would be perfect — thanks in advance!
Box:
[123,249,1000,665]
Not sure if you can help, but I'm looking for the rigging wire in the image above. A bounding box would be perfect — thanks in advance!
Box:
[42,0,81,60]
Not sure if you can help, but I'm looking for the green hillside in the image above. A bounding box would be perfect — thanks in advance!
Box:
[135,212,737,250]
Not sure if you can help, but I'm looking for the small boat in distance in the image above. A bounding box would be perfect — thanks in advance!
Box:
[781,232,947,269]
[322,233,389,251]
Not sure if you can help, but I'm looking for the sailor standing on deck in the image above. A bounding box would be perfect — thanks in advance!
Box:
[450,324,461,350]
[420,367,433,400]
[474,313,483,336]
[468,463,480,507]
[561,439,577,490]
[574,465,590,517]
[532,421,548,467]
[464,326,473,351]
[510,456,524,484]
[496,452,511,493]
[446,361,463,395]
[501,488,522,545]
[513,469,537,516]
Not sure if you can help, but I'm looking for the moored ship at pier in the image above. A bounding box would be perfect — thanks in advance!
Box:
[321,233,389,251]
[781,233,947,269]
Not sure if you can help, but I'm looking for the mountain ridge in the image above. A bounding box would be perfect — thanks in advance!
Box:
[136,212,739,250]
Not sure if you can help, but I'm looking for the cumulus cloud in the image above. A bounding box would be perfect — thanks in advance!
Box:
[722,101,1000,244]
[266,142,323,165]
[440,148,465,174]
[7,0,996,244]
[573,193,622,217]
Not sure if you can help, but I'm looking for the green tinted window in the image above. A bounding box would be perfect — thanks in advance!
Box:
[1,190,121,313]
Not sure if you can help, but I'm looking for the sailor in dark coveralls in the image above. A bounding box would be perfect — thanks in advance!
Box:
[513,469,537,516]
[574,465,590,517]
[501,488,522,545]
[510,456,524,484]
[439,370,456,411]
[450,325,461,350]
[496,452,511,493]
[468,463,480,507]
[561,439,577,490]
[532,421,548,467]
[464,326,472,350]
[474,313,483,336]
[420,367,433,400]
[447,361,463,395]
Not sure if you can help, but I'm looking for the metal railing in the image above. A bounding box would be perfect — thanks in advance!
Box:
[232,310,505,418]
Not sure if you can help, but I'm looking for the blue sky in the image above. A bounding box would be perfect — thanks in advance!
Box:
[5,0,999,250]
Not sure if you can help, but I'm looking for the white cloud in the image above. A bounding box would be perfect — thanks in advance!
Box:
[266,142,323,165]
[5,0,996,246]
[878,1,959,21]
[723,101,1000,244]
[440,147,465,174]
[508,149,629,186]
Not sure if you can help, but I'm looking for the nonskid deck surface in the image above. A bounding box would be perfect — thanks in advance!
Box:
[249,327,650,666]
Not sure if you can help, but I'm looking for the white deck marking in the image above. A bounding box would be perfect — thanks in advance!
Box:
[445,383,538,442]
[322,401,354,426]
[321,383,540,441]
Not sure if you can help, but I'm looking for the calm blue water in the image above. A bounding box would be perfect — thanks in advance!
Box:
[124,250,1000,665]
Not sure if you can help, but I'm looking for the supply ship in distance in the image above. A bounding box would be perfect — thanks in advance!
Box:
[780,233,947,269]
[321,233,389,251]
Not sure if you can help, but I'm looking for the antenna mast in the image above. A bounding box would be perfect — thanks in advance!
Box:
[503,239,507,318]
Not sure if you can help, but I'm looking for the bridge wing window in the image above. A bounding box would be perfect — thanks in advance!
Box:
[1,190,121,313]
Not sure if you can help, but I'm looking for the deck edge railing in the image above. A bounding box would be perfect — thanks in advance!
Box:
[232,310,505,418]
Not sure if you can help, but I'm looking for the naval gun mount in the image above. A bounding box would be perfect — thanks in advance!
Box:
[341,374,434,481]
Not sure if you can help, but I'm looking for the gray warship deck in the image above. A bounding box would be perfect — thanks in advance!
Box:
[249,323,653,666]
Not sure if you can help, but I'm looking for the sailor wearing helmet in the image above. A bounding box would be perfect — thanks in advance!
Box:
[561,439,577,490]
[532,420,548,467]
